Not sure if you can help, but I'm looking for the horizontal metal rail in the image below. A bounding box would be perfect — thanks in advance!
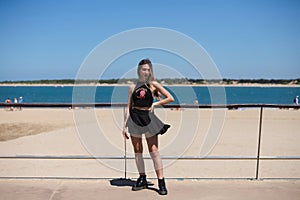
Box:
[1,103,300,109]
[0,155,299,160]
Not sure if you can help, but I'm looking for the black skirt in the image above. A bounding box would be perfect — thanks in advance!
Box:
[126,108,170,137]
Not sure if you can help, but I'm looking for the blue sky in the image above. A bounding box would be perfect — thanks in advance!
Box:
[0,0,299,81]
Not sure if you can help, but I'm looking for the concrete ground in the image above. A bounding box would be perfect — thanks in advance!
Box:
[0,179,299,200]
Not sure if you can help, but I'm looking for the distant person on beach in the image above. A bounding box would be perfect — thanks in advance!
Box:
[13,97,18,111]
[5,98,13,111]
[123,59,174,195]
[194,98,199,105]
[18,96,23,110]
[294,95,299,106]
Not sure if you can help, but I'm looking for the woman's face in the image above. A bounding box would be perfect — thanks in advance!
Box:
[138,64,151,81]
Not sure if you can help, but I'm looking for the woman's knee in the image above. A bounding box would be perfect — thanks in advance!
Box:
[149,150,160,157]
[146,135,158,152]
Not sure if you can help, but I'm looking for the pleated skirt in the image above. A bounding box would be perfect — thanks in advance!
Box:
[126,108,170,137]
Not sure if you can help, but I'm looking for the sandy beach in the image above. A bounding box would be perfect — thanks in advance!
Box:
[0,107,299,179]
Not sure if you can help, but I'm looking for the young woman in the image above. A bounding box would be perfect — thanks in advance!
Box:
[123,59,174,195]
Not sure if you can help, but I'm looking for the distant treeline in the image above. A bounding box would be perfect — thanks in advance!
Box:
[1,78,300,85]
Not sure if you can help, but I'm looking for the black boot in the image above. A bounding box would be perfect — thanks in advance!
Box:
[132,175,148,191]
[158,178,168,195]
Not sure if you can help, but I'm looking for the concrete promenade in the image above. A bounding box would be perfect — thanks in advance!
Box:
[0,179,300,200]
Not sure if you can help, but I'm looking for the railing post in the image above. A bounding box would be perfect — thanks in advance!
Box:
[123,106,127,179]
[255,106,264,180]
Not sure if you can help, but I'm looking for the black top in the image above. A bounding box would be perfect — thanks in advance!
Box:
[132,83,153,107]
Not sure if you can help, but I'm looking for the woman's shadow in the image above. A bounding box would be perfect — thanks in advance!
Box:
[110,178,159,194]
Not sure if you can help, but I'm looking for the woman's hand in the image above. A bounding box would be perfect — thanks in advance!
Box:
[123,127,129,139]
[150,102,158,112]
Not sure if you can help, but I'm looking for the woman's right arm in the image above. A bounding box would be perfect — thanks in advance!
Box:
[123,84,134,139]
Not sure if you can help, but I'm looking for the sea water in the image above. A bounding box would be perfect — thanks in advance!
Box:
[0,86,299,105]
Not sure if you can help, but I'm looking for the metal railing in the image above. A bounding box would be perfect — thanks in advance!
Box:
[1,103,299,180]
[1,102,299,109]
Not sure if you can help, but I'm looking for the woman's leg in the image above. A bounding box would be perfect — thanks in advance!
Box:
[146,134,168,195]
[130,135,145,175]
[131,135,148,191]
[146,134,164,179]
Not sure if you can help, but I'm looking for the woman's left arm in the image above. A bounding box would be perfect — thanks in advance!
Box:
[151,81,174,110]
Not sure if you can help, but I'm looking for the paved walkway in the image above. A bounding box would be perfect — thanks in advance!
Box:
[0,179,299,200]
